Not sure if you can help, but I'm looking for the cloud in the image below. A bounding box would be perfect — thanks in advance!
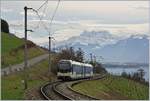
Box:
[52,29,83,42]
[28,36,48,45]
[1,8,13,13]
[131,4,149,10]
[51,22,149,49]
[7,18,149,48]
[134,6,150,10]
[28,20,68,25]
[53,30,119,50]
[20,11,46,17]
[9,21,23,27]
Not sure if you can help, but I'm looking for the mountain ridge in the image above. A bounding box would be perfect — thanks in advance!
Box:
[54,31,149,64]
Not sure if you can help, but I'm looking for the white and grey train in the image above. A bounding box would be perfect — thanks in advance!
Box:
[57,60,93,80]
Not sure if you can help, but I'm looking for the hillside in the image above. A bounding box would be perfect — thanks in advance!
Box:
[1,32,48,68]
[1,58,54,100]
[2,32,24,54]
[73,75,148,100]
[1,32,57,100]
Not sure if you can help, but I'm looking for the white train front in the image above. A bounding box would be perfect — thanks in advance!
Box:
[57,60,93,80]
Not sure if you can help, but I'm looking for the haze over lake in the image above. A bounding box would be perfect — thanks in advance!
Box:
[102,63,149,81]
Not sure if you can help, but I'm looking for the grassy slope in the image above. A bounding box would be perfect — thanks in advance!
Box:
[1,32,56,100]
[73,75,149,100]
[1,32,24,54]
[1,32,47,68]
[1,59,50,100]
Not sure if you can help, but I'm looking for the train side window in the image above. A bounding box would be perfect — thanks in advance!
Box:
[73,64,82,74]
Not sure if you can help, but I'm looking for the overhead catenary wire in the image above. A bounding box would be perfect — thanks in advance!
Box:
[25,1,108,65]
[31,0,49,32]
[48,0,61,36]
[26,0,61,54]
[32,9,50,34]
[31,0,61,36]
[36,0,48,29]
[27,0,61,36]
[47,0,61,76]
[36,0,48,11]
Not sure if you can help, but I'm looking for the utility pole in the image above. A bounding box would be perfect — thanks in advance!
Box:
[90,53,93,63]
[24,6,33,90]
[24,6,28,90]
[94,55,97,63]
[48,36,51,81]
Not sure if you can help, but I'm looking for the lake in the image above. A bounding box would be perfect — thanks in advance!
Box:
[102,64,149,81]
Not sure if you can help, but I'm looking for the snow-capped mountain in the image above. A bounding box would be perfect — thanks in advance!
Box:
[55,30,149,63]
[55,30,121,48]
[92,35,149,63]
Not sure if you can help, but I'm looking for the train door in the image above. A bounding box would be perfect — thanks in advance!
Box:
[72,64,76,79]
[71,63,73,79]
[84,65,86,77]
[81,64,84,78]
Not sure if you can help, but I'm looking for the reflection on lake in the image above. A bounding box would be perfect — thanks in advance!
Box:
[102,63,149,81]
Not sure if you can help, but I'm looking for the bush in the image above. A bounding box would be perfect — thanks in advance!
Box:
[121,69,148,86]
[1,19,9,33]
[94,63,107,74]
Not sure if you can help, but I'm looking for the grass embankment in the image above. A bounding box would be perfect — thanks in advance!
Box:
[72,75,149,100]
[1,32,47,68]
[2,32,24,53]
[1,59,51,100]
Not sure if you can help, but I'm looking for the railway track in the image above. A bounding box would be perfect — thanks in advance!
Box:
[41,75,105,100]
[41,81,70,100]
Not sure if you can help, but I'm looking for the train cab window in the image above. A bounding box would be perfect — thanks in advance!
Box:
[58,62,71,73]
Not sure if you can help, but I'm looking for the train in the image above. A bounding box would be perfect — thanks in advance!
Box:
[57,59,93,80]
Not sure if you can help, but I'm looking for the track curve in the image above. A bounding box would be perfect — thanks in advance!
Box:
[41,74,105,100]
[41,81,71,100]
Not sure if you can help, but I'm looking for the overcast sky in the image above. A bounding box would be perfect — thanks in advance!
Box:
[1,1,149,45]
[1,1,149,23]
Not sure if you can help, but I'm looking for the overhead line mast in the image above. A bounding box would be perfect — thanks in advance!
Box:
[48,0,60,81]
[24,6,34,89]
[24,0,60,83]
[24,0,49,87]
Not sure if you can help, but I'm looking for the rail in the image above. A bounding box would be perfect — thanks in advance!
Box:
[41,74,106,100]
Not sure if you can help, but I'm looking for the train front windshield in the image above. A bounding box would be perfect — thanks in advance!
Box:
[59,62,71,73]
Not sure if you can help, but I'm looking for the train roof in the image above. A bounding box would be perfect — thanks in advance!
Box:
[59,59,93,68]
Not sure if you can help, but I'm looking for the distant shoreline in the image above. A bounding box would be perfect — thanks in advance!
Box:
[103,64,149,81]
[102,63,149,68]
